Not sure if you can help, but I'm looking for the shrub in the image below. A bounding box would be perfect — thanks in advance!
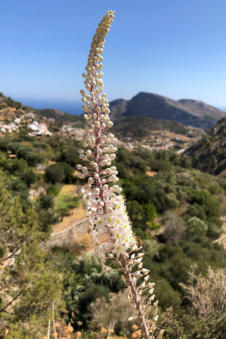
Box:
[154,278,181,309]
[0,171,63,337]
[180,267,226,319]
[127,200,145,230]
[186,217,208,241]
[45,163,67,183]
[45,163,74,184]
[39,194,54,209]
[190,190,220,218]
[46,184,61,197]
[161,212,186,244]
[89,290,135,335]
[22,169,37,186]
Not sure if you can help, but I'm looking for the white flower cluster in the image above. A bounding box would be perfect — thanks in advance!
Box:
[86,194,137,263]
[80,10,114,121]
[76,10,138,262]
[76,10,161,339]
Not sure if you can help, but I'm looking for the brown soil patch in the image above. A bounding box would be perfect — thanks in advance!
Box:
[48,160,56,165]
[69,232,93,256]
[219,217,226,249]
[52,205,87,233]
[35,169,45,175]
[146,170,157,177]
[214,216,226,249]
[173,204,188,216]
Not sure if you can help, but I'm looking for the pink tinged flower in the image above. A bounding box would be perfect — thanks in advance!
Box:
[76,10,160,339]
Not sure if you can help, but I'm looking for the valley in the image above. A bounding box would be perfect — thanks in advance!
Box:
[0,91,225,338]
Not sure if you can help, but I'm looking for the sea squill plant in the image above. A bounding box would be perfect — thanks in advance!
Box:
[77,10,163,339]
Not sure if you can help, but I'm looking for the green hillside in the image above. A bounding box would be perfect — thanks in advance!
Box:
[186,117,226,177]
[112,115,188,139]
[0,128,225,337]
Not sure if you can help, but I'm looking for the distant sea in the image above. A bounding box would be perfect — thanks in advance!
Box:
[17,98,83,115]
[15,98,226,116]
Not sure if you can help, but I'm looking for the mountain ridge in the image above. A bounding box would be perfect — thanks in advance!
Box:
[110,92,226,129]
[0,91,225,139]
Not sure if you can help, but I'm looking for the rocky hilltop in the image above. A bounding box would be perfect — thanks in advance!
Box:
[110,92,226,129]
[0,91,204,151]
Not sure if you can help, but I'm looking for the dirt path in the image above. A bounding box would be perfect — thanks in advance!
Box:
[49,217,90,248]
[52,205,87,233]
[213,216,226,249]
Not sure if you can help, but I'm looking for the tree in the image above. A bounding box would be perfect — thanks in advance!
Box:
[190,190,220,218]
[39,193,54,209]
[21,169,37,186]
[45,163,66,183]
[127,200,145,229]
[0,171,63,337]
[59,144,80,166]
[45,162,74,184]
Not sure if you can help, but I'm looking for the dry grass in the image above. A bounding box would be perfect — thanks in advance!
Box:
[35,169,45,175]
[69,232,93,256]
[57,184,78,196]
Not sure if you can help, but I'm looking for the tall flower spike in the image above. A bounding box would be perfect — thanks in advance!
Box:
[77,10,163,339]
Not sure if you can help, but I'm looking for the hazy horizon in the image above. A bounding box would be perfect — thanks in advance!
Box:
[14,94,226,116]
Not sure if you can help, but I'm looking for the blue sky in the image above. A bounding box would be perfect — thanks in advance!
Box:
[0,0,226,108]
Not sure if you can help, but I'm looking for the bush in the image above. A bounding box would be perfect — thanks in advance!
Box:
[22,170,37,186]
[127,200,145,230]
[154,278,181,309]
[186,217,208,241]
[59,145,80,166]
[47,184,61,197]
[186,203,206,220]
[166,192,179,208]
[160,212,186,244]
[7,178,28,200]
[190,190,220,218]
[0,171,63,337]
[89,290,135,335]
[39,194,54,210]
[207,219,222,239]
[144,203,157,222]
[45,163,74,184]
[36,209,56,232]
[45,163,66,183]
